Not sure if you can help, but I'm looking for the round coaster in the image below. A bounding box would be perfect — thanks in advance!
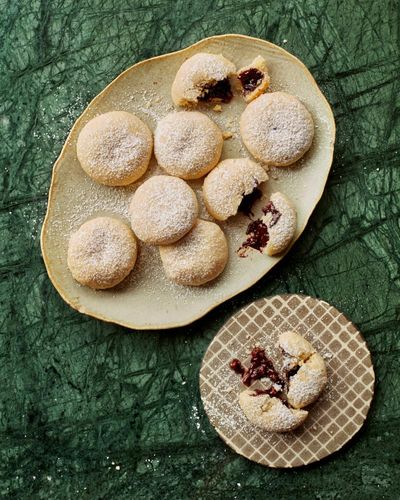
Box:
[199,294,375,468]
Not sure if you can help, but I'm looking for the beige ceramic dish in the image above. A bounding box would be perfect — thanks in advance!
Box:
[41,35,335,330]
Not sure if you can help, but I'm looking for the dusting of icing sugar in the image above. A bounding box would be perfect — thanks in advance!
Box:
[203,158,268,220]
[77,111,152,185]
[240,92,314,166]
[129,175,198,245]
[159,219,228,286]
[67,217,137,289]
[172,53,236,105]
[237,191,296,257]
[239,389,308,432]
[278,330,315,359]
[286,353,328,409]
[263,192,296,255]
[87,126,145,171]
[154,111,223,179]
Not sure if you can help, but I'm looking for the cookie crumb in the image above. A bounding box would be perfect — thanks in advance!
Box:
[213,104,222,112]
[223,131,233,139]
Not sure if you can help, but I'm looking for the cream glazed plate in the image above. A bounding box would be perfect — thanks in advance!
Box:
[41,35,336,330]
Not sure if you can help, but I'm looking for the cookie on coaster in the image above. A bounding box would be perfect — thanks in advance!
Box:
[159,219,228,286]
[240,92,314,166]
[129,175,198,245]
[230,335,326,432]
[280,331,328,409]
[200,295,375,467]
[76,111,153,186]
[237,55,270,103]
[67,217,137,289]
[203,158,268,221]
[171,53,236,107]
[239,389,308,433]
[154,111,223,180]
[238,192,296,257]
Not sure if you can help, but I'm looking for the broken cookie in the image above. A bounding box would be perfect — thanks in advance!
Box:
[238,192,296,257]
[171,53,236,107]
[237,55,270,103]
[230,331,327,432]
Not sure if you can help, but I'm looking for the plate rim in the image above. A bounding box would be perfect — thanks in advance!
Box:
[40,34,336,330]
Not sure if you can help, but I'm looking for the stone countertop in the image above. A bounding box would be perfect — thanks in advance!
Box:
[0,1,399,498]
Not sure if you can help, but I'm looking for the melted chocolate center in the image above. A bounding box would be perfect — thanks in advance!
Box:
[238,68,264,93]
[250,387,281,398]
[237,200,282,257]
[238,220,269,256]
[198,78,233,103]
[238,187,262,217]
[262,201,281,226]
[229,347,284,388]
[286,365,300,379]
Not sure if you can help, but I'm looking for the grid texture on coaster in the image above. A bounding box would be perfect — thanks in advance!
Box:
[199,294,374,468]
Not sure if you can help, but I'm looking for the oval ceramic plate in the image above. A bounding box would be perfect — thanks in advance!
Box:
[41,35,335,330]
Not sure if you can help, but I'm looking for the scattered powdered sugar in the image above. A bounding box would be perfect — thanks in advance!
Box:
[44,48,331,321]
[87,126,146,171]
[203,158,268,220]
[286,353,328,408]
[203,393,250,433]
[240,92,314,166]
[159,220,228,286]
[239,389,308,432]
[154,111,223,179]
[264,192,297,254]
[77,112,152,184]
[129,175,198,244]
[67,217,136,288]
[172,53,236,104]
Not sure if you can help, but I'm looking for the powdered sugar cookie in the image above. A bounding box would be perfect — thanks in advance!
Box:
[154,111,223,180]
[171,53,236,107]
[76,111,153,186]
[203,158,268,221]
[67,217,137,289]
[279,331,328,409]
[238,192,296,257]
[239,389,308,433]
[240,92,314,166]
[159,219,228,286]
[230,332,326,432]
[237,55,270,103]
[129,175,198,245]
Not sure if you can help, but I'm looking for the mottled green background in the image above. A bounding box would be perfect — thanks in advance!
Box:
[1,0,399,498]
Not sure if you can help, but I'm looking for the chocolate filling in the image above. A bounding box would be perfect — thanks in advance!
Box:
[262,201,281,226]
[286,365,300,378]
[238,187,262,217]
[229,358,245,376]
[238,219,269,257]
[237,200,282,257]
[229,347,284,388]
[250,387,282,398]
[198,78,233,103]
[238,68,264,93]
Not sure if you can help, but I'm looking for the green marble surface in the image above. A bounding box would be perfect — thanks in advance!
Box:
[1,0,399,498]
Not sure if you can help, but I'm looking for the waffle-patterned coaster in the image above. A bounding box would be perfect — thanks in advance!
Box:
[200,295,374,468]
